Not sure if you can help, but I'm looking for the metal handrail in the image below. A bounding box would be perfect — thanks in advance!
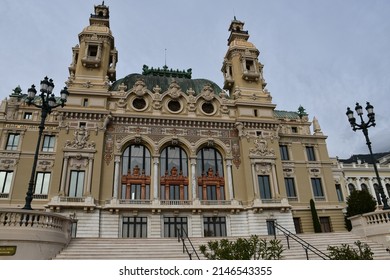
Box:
[272,220,329,260]
[176,226,200,260]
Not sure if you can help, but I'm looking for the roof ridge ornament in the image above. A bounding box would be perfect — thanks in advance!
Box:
[142,64,192,79]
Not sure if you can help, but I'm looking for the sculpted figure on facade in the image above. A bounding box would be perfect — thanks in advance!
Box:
[65,126,96,150]
[250,136,275,157]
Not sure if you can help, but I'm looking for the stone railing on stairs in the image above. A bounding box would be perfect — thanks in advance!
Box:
[0,209,73,260]
[349,209,390,249]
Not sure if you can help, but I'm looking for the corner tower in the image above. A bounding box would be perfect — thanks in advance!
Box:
[221,18,269,102]
[67,2,118,91]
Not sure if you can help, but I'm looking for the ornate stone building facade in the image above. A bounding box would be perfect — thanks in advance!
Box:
[0,4,346,238]
[332,152,390,208]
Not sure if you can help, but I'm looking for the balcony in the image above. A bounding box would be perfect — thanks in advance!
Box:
[103,198,242,212]
[46,196,96,212]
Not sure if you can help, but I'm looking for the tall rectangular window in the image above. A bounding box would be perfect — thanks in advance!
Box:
[258,175,272,199]
[6,133,20,150]
[311,178,324,198]
[68,171,85,197]
[284,177,297,198]
[0,171,13,196]
[335,184,344,202]
[42,135,55,152]
[34,172,51,195]
[279,145,289,160]
[266,219,276,235]
[306,146,316,161]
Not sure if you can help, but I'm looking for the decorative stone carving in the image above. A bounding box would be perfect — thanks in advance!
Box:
[167,80,183,99]
[100,112,112,130]
[250,137,275,157]
[200,84,215,101]
[65,127,96,150]
[132,79,147,97]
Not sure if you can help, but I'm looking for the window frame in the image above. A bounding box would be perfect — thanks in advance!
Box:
[306,146,316,161]
[311,177,325,199]
[68,170,85,198]
[279,145,289,160]
[42,135,56,152]
[258,175,272,200]
[34,172,51,195]
[284,177,297,198]
[0,170,13,195]
[6,133,20,151]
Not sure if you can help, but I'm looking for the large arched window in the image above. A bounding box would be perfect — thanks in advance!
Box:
[197,147,225,201]
[160,146,188,201]
[121,144,151,200]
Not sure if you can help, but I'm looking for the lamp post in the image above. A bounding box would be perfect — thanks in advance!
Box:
[346,102,389,210]
[22,76,69,210]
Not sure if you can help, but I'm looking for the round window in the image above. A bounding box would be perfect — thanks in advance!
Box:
[132,98,147,110]
[202,102,215,114]
[167,100,181,112]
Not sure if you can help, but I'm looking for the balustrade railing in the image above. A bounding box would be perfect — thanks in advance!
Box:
[0,209,71,232]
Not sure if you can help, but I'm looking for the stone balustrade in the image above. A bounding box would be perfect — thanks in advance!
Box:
[0,209,72,260]
[349,209,390,248]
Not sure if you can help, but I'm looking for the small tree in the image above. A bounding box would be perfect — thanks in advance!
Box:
[345,190,377,231]
[328,240,374,260]
[199,235,284,260]
[310,199,322,233]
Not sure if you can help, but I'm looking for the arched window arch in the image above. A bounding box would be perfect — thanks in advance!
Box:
[348,183,356,194]
[197,147,225,201]
[121,144,151,200]
[160,146,189,201]
[361,183,369,193]
[373,183,382,205]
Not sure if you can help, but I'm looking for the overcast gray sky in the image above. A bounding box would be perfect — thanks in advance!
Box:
[1,0,389,159]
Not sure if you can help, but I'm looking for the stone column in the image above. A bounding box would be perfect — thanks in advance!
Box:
[271,164,279,197]
[153,157,159,200]
[191,158,197,199]
[226,159,234,199]
[113,156,121,199]
[86,156,94,195]
[59,156,69,195]
[251,161,258,198]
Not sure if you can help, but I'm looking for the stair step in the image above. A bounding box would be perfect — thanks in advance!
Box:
[53,232,390,260]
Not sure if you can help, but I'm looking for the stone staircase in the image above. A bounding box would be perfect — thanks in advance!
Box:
[53,232,390,260]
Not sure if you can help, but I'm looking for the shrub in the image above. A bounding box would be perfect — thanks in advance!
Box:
[199,235,284,260]
[327,240,374,260]
[310,199,322,233]
[345,190,377,230]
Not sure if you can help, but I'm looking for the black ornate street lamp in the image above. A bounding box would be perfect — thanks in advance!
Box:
[346,102,389,210]
[22,77,69,210]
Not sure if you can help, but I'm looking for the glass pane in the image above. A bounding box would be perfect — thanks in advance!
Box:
[76,172,84,197]
[35,173,44,194]
[1,172,13,193]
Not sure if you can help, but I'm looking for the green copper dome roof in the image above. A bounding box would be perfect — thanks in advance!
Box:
[110,65,224,96]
